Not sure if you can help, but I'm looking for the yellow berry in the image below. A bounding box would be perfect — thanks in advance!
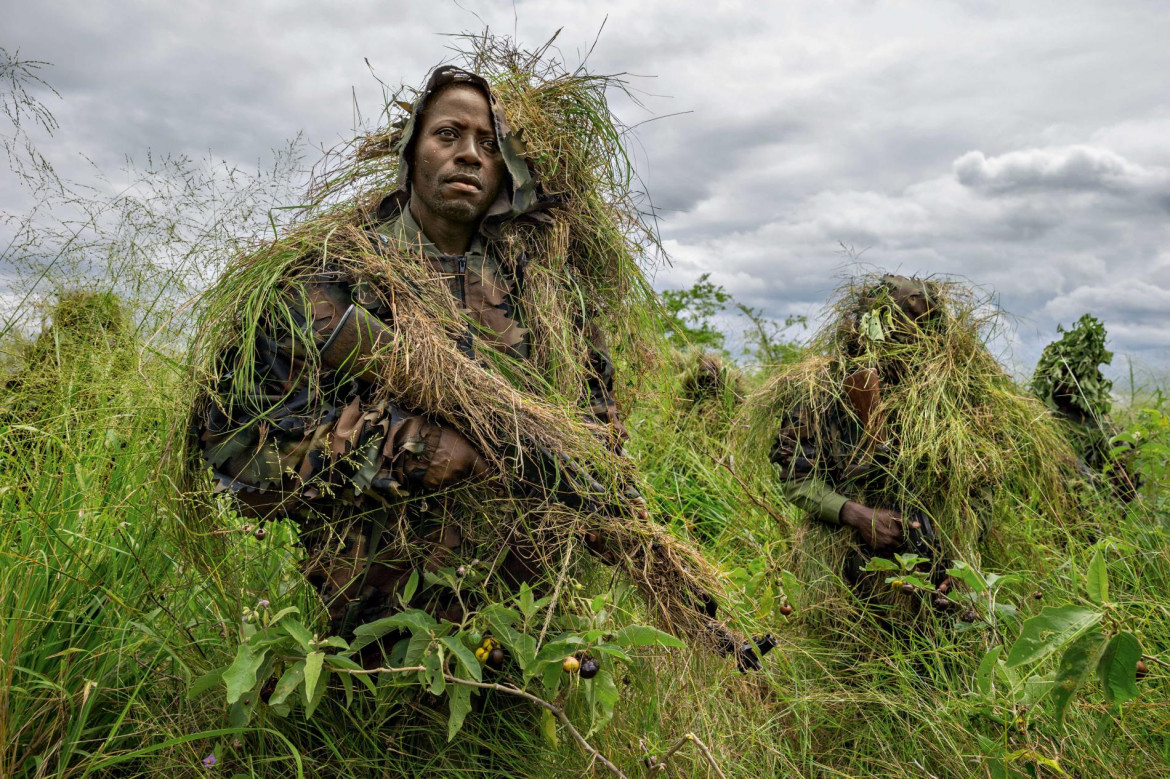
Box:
[562,656,580,673]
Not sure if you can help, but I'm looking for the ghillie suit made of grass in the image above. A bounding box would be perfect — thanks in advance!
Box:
[186,37,738,656]
[1030,314,1137,497]
[2,290,135,428]
[739,274,1079,634]
[677,349,745,415]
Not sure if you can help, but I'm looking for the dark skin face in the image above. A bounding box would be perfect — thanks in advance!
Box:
[408,84,505,255]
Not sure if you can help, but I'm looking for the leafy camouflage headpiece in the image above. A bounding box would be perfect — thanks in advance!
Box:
[374,66,539,225]
[865,275,937,321]
[1030,313,1114,420]
[847,274,940,352]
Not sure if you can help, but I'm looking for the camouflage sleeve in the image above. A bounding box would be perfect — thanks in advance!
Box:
[768,402,849,525]
[583,321,628,447]
[197,277,487,516]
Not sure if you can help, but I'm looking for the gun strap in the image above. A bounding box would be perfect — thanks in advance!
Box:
[339,503,394,636]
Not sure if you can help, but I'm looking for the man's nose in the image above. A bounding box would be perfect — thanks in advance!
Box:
[454,136,482,167]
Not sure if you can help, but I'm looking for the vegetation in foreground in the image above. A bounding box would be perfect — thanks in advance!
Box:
[2,38,1169,779]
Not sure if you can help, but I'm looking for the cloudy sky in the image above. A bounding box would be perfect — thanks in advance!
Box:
[4,0,1170,376]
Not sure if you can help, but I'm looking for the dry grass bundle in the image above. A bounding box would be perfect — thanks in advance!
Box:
[184,34,730,647]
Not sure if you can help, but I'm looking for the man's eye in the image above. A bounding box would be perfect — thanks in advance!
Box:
[436,128,458,139]
[481,139,499,153]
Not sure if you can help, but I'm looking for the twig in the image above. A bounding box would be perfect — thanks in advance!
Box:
[643,732,728,779]
[537,541,574,649]
[716,456,788,528]
[337,664,629,779]
[1141,653,1169,669]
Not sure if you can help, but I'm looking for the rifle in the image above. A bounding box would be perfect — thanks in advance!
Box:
[520,447,773,672]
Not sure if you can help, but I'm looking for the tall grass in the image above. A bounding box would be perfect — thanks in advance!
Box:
[2,35,1167,779]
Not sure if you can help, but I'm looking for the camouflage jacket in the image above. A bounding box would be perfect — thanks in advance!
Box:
[197,201,623,519]
[196,66,623,522]
[769,393,862,525]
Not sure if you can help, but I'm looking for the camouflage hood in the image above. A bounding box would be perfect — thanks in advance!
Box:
[373,66,542,226]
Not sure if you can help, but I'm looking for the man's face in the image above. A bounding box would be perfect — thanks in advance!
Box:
[409,84,505,232]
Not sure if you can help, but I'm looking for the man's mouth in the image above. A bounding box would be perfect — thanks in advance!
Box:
[444,174,481,191]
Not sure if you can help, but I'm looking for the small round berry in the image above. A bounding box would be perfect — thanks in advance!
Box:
[487,647,505,669]
[578,657,600,679]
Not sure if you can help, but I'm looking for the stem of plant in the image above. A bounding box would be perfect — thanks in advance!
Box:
[646,732,728,779]
[338,664,630,779]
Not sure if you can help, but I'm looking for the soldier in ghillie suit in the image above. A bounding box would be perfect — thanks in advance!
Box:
[1030,313,1138,500]
[189,53,760,668]
[743,274,1078,628]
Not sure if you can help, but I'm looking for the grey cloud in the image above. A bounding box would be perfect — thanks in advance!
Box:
[5,0,1170,374]
[1044,280,1170,324]
[954,145,1170,195]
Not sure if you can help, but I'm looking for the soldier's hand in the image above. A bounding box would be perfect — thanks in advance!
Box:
[840,501,903,551]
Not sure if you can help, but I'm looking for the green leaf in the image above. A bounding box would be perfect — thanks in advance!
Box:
[781,570,803,602]
[539,707,559,746]
[511,633,537,671]
[945,561,987,593]
[1006,605,1102,669]
[325,654,376,693]
[339,670,354,707]
[187,668,223,700]
[269,660,305,706]
[862,557,900,572]
[533,636,582,664]
[976,646,1002,699]
[518,582,536,618]
[422,651,445,696]
[593,642,633,665]
[480,603,520,630]
[447,684,472,741]
[223,644,267,704]
[401,569,420,605]
[1087,549,1108,605]
[403,633,431,666]
[229,688,260,727]
[1097,631,1142,704]
[304,665,328,719]
[350,609,438,653]
[542,660,563,695]
[281,617,314,652]
[585,669,621,736]
[859,311,885,342]
[267,606,299,624]
[757,585,775,619]
[440,636,482,682]
[894,552,930,571]
[353,609,437,639]
[1021,671,1055,706]
[303,651,325,707]
[1051,629,1106,727]
[610,625,686,649]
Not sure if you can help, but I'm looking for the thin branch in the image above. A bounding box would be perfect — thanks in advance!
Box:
[717,456,788,528]
[643,732,728,779]
[537,540,573,649]
[337,664,629,779]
